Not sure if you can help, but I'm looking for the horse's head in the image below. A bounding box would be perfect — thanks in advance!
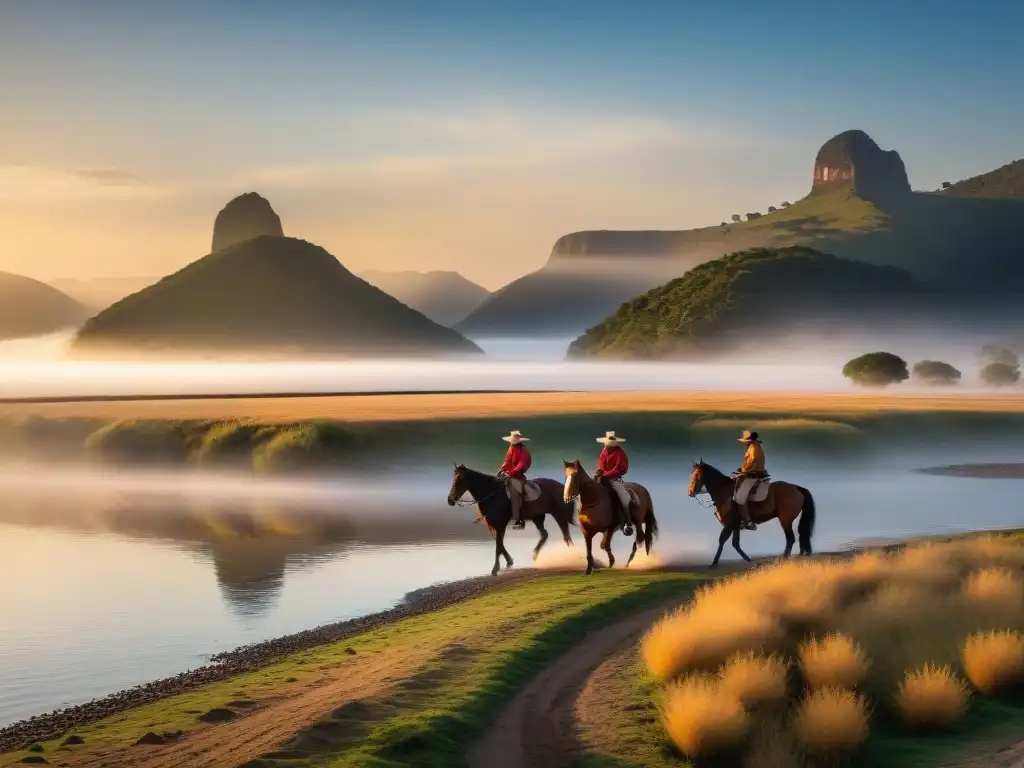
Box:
[688,458,706,498]
[562,458,584,503]
[447,463,468,506]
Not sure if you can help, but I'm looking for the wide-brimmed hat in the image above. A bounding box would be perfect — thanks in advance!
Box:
[738,430,762,443]
[597,431,626,445]
[502,430,530,444]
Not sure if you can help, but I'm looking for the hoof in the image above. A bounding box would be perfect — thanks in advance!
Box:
[532,550,540,561]
[622,525,634,537]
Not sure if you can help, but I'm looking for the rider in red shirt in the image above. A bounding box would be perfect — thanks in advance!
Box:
[594,431,634,536]
[498,430,533,529]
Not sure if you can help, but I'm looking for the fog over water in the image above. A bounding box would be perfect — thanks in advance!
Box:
[0,330,1012,398]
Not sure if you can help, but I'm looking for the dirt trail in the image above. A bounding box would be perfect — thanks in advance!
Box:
[67,644,437,768]
[467,600,682,768]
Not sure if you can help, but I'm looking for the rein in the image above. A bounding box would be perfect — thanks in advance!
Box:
[451,487,505,507]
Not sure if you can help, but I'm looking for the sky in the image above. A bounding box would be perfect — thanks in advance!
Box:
[0,0,1022,291]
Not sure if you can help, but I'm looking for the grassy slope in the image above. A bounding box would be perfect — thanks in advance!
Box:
[941,158,1024,199]
[0,573,702,768]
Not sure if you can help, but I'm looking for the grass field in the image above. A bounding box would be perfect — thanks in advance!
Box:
[4,390,1024,423]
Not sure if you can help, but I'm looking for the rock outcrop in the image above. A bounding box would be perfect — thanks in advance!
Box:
[810,130,911,201]
[211,192,284,252]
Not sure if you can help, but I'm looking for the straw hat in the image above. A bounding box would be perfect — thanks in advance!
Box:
[738,430,762,443]
[597,431,626,445]
[502,430,530,444]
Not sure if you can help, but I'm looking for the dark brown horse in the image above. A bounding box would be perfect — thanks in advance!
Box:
[562,460,658,575]
[687,460,815,568]
[447,464,576,576]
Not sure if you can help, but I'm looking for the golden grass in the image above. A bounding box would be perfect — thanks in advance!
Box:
[964,567,1024,604]
[4,390,1024,423]
[661,674,748,758]
[719,652,790,708]
[798,633,870,689]
[792,687,869,754]
[963,630,1024,694]
[692,417,860,432]
[895,664,970,729]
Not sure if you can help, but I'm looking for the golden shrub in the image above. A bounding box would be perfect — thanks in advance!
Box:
[661,674,748,757]
[799,633,870,689]
[792,687,869,754]
[719,652,789,708]
[894,664,970,729]
[963,630,1024,694]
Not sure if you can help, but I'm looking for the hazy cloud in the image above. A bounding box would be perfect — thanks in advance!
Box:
[0,166,169,201]
[70,168,147,186]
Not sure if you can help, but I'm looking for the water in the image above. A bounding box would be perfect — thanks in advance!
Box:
[1,450,1023,726]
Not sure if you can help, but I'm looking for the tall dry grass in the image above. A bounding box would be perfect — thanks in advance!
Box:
[963,630,1024,694]
[798,633,870,689]
[895,664,970,729]
[792,687,869,754]
[643,534,1024,764]
[661,674,748,758]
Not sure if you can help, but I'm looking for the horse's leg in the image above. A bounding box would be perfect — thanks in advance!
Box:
[584,531,596,575]
[601,529,616,569]
[732,528,752,563]
[626,512,641,567]
[492,524,506,576]
[532,516,549,561]
[781,518,796,558]
[710,526,730,568]
[501,528,514,568]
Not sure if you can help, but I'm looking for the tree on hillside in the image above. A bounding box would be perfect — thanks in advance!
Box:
[981,361,1022,388]
[720,222,728,227]
[746,212,762,220]
[767,205,778,213]
[942,181,952,189]
[842,352,909,387]
[780,201,791,208]
[980,344,1019,367]
[731,214,741,223]
[912,360,961,386]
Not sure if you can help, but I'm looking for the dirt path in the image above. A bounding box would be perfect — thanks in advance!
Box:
[467,599,682,768]
[68,643,438,768]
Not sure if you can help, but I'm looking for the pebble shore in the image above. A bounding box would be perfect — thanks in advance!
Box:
[0,569,539,753]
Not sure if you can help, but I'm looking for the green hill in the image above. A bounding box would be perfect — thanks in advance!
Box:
[0,273,88,340]
[567,246,939,359]
[940,159,1024,199]
[71,236,482,358]
[459,130,1024,337]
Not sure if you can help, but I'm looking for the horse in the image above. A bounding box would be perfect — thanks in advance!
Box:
[562,459,658,575]
[687,460,816,568]
[447,464,576,576]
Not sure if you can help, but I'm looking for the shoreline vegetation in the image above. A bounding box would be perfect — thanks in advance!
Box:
[3,534,1024,766]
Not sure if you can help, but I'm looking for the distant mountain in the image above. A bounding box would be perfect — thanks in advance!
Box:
[0,273,89,340]
[940,159,1024,199]
[568,247,943,359]
[71,236,482,358]
[211,192,284,252]
[359,270,491,327]
[459,130,1024,337]
[49,277,158,312]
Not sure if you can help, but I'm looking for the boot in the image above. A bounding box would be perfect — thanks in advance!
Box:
[511,490,526,529]
[738,503,757,531]
[621,504,634,537]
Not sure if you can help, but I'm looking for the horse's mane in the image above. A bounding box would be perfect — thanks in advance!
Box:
[699,461,731,490]
[459,464,501,486]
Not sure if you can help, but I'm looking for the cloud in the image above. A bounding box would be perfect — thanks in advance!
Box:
[230,107,737,192]
[0,166,169,201]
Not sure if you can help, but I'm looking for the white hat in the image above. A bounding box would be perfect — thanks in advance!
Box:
[597,431,626,445]
[738,430,762,443]
[502,430,530,444]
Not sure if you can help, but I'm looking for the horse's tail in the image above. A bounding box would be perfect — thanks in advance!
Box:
[796,486,816,554]
[645,508,659,555]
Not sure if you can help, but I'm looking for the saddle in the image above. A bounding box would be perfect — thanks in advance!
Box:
[504,479,543,502]
[599,478,640,507]
[733,473,771,503]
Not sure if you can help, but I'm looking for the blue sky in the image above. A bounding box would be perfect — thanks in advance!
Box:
[0,0,1021,288]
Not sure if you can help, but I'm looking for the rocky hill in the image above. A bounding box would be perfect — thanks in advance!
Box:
[567,247,941,359]
[940,159,1024,199]
[459,130,1024,337]
[359,270,490,327]
[72,236,481,358]
[211,192,284,252]
[0,273,89,340]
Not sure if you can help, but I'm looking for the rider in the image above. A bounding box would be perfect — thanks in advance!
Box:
[733,430,767,531]
[497,430,532,529]
[594,431,634,536]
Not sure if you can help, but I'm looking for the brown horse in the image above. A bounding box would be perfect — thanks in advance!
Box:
[562,459,658,575]
[687,460,816,568]
[447,464,576,576]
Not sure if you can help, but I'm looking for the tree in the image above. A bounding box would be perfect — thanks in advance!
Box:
[746,212,762,220]
[720,222,728,227]
[731,214,741,223]
[942,181,952,189]
[981,361,1022,388]
[980,344,1019,367]
[780,201,791,208]
[912,360,961,386]
[842,352,909,387]
[767,205,778,213]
